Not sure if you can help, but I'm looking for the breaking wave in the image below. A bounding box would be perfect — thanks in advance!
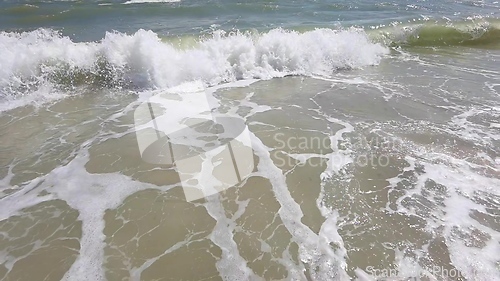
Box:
[373,19,500,48]
[0,27,388,97]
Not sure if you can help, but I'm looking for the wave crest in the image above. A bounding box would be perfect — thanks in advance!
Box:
[0,28,388,96]
[373,19,500,48]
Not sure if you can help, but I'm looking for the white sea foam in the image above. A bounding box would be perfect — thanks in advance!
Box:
[0,28,388,112]
[204,196,258,281]
[251,132,350,280]
[384,149,500,280]
[0,151,160,280]
[417,158,500,281]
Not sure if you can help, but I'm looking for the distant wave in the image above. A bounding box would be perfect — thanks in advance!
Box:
[123,0,180,4]
[372,19,500,48]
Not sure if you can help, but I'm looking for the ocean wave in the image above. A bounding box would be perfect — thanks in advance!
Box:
[372,19,500,48]
[0,27,388,97]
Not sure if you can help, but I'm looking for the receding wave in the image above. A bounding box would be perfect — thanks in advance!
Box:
[373,19,500,48]
[0,28,387,99]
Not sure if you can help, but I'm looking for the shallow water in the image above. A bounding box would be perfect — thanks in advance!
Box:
[1,1,499,280]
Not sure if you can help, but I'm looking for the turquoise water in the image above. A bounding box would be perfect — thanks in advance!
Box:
[1,0,500,41]
[0,1,499,281]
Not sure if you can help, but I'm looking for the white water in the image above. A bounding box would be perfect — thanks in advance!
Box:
[0,27,388,112]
